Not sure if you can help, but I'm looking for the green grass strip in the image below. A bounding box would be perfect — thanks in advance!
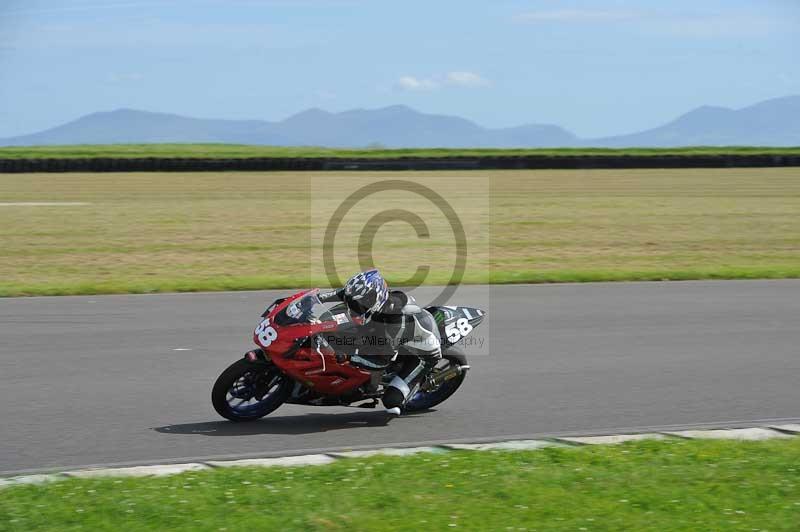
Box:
[2,144,800,159]
[2,267,799,297]
[3,438,800,531]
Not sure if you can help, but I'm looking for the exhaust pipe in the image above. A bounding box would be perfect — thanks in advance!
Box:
[424,364,470,389]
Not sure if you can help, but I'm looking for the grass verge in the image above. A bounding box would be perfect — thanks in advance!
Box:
[2,439,800,531]
[2,268,800,297]
[1,144,800,159]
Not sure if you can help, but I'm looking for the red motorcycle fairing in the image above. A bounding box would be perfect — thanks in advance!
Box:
[252,289,371,396]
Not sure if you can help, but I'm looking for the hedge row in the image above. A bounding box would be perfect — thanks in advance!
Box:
[0,154,798,173]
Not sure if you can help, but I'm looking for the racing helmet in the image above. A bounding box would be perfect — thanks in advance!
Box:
[343,269,389,324]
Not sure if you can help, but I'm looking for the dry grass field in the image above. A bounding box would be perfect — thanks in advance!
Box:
[1,168,798,296]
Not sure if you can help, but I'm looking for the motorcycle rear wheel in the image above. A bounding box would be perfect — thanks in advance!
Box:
[404,348,468,412]
[212,359,292,421]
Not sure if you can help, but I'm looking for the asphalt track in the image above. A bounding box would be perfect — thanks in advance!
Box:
[1,280,799,475]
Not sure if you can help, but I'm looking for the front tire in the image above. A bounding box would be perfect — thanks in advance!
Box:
[212,359,292,421]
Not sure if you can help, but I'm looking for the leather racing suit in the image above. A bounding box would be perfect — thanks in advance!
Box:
[318,288,442,410]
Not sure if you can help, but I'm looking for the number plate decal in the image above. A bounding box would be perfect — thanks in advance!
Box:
[255,317,279,347]
[444,317,473,343]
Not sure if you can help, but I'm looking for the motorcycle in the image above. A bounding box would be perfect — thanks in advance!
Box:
[212,288,485,421]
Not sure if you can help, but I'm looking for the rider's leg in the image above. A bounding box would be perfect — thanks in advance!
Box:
[382,353,438,413]
[380,307,442,414]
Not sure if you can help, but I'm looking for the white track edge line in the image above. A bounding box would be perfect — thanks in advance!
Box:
[1,422,797,488]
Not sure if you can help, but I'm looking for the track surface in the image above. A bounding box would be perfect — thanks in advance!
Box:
[1,281,799,475]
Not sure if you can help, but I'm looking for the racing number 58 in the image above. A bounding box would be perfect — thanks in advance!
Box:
[445,318,472,343]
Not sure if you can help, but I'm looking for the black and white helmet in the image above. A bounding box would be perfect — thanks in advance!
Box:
[343,269,389,324]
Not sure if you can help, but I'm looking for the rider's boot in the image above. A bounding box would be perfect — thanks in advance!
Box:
[382,355,438,414]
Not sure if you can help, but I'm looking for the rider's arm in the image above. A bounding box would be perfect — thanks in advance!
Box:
[318,288,345,303]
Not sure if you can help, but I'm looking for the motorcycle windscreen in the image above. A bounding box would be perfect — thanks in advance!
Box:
[273,294,335,326]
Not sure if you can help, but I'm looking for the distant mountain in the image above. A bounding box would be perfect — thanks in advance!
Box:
[0,105,576,148]
[0,109,293,146]
[1,96,799,148]
[592,96,800,147]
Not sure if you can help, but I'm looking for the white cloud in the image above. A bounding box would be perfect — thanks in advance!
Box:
[515,9,638,23]
[656,12,779,38]
[397,71,490,91]
[1,2,166,17]
[446,71,490,87]
[397,76,439,91]
[514,8,784,37]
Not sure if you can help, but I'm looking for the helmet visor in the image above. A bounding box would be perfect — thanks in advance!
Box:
[344,294,373,325]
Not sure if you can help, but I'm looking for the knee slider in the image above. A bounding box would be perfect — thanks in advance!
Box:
[382,387,405,409]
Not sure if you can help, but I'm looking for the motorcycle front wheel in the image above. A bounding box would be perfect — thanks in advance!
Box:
[212,359,292,421]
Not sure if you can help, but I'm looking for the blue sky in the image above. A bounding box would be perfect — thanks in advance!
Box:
[0,0,798,138]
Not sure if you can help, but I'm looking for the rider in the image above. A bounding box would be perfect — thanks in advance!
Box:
[319,269,442,415]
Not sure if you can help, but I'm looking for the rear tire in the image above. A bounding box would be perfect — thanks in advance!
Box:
[404,348,468,412]
[212,359,292,422]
